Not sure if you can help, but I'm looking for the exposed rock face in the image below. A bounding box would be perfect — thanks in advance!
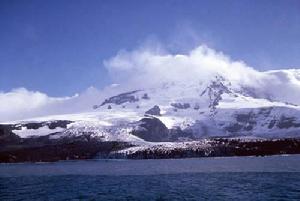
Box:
[201,76,232,111]
[222,108,300,133]
[131,117,195,142]
[0,125,20,146]
[193,103,200,110]
[225,112,257,133]
[171,103,190,109]
[276,116,300,129]
[169,127,195,141]
[100,90,140,106]
[141,93,150,100]
[145,105,161,116]
[131,117,169,142]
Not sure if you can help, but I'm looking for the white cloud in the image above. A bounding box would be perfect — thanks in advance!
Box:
[0,87,104,122]
[0,84,132,122]
[0,88,72,122]
[104,45,264,89]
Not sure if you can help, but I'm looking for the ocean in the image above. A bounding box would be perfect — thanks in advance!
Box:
[1,155,300,200]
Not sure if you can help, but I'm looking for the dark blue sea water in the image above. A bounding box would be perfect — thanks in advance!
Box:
[1,155,300,201]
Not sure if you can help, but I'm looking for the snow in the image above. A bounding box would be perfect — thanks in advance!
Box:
[217,94,297,109]
[12,126,65,138]
[115,140,212,155]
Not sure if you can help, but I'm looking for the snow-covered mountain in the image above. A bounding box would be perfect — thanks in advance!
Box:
[3,70,300,143]
[1,69,300,162]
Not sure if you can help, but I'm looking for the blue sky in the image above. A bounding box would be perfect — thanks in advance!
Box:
[1,0,300,96]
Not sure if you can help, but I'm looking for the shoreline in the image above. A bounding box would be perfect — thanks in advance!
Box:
[1,138,300,163]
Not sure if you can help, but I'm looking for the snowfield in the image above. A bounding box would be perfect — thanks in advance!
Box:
[12,126,65,138]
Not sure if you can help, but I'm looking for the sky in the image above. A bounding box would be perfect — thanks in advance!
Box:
[1,0,300,97]
[1,0,300,121]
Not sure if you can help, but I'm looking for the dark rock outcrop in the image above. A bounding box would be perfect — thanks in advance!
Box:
[169,127,195,141]
[132,117,195,142]
[201,76,232,111]
[193,104,200,110]
[0,125,21,146]
[131,117,169,142]
[145,105,161,116]
[171,103,190,109]
[100,90,140,106]
[277,116,300,129]
[141,93,150,100]
[47,120,72,129]
[225,112,257,132]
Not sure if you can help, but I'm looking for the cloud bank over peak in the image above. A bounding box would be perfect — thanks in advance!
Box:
[104,45,265,89]
[104,44,300,105]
